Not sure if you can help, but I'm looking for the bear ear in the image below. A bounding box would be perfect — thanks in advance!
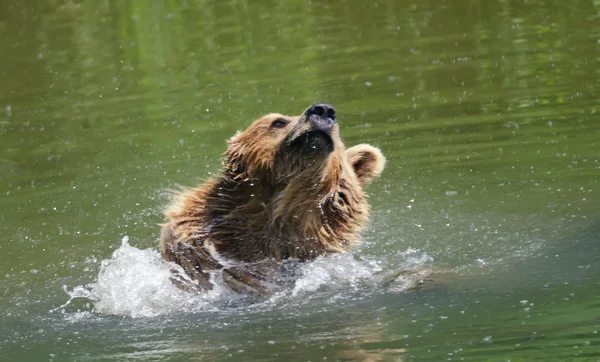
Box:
[345,144,386,186]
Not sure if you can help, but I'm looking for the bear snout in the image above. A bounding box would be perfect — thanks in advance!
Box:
[305,103,336,123]
[301,103,338,136]
[289,104,339,156]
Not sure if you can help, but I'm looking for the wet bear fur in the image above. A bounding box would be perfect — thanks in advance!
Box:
[160,104,385,295]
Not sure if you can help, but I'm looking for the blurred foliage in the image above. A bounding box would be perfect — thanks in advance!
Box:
[0,2,599,360]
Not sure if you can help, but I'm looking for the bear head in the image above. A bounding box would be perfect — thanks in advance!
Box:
[215,104,385,258]
[226,103,385,189]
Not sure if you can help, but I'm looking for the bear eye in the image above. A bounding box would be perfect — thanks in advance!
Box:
[271,118,289,128]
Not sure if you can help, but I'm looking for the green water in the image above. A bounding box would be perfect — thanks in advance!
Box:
[1,0,599,361]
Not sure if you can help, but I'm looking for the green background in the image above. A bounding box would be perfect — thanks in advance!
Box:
[1,0,599,360]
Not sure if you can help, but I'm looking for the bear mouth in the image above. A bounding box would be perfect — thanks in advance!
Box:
[289,129,334,156]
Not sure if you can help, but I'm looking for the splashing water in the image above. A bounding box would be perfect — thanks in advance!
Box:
[92,237,222,317]
[292,253,382,296]
[58,236,434,318]
[59,237,228,318]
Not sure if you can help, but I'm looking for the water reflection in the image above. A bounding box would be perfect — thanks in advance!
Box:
[1,0,599,361]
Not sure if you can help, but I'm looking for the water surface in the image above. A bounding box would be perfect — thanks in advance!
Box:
[1,1,599,361]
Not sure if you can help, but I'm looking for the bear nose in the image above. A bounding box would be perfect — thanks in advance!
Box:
[305,103,336,121]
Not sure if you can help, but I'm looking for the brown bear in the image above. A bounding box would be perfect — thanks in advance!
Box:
[160,104,385,295]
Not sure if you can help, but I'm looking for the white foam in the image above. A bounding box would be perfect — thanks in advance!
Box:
[58,237,434,318]
[292,253,381,296]
[395,247,434,268]
[60,237,233,318]
[94,237,203,317]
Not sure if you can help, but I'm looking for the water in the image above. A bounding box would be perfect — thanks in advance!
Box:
[1,0,599,360]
